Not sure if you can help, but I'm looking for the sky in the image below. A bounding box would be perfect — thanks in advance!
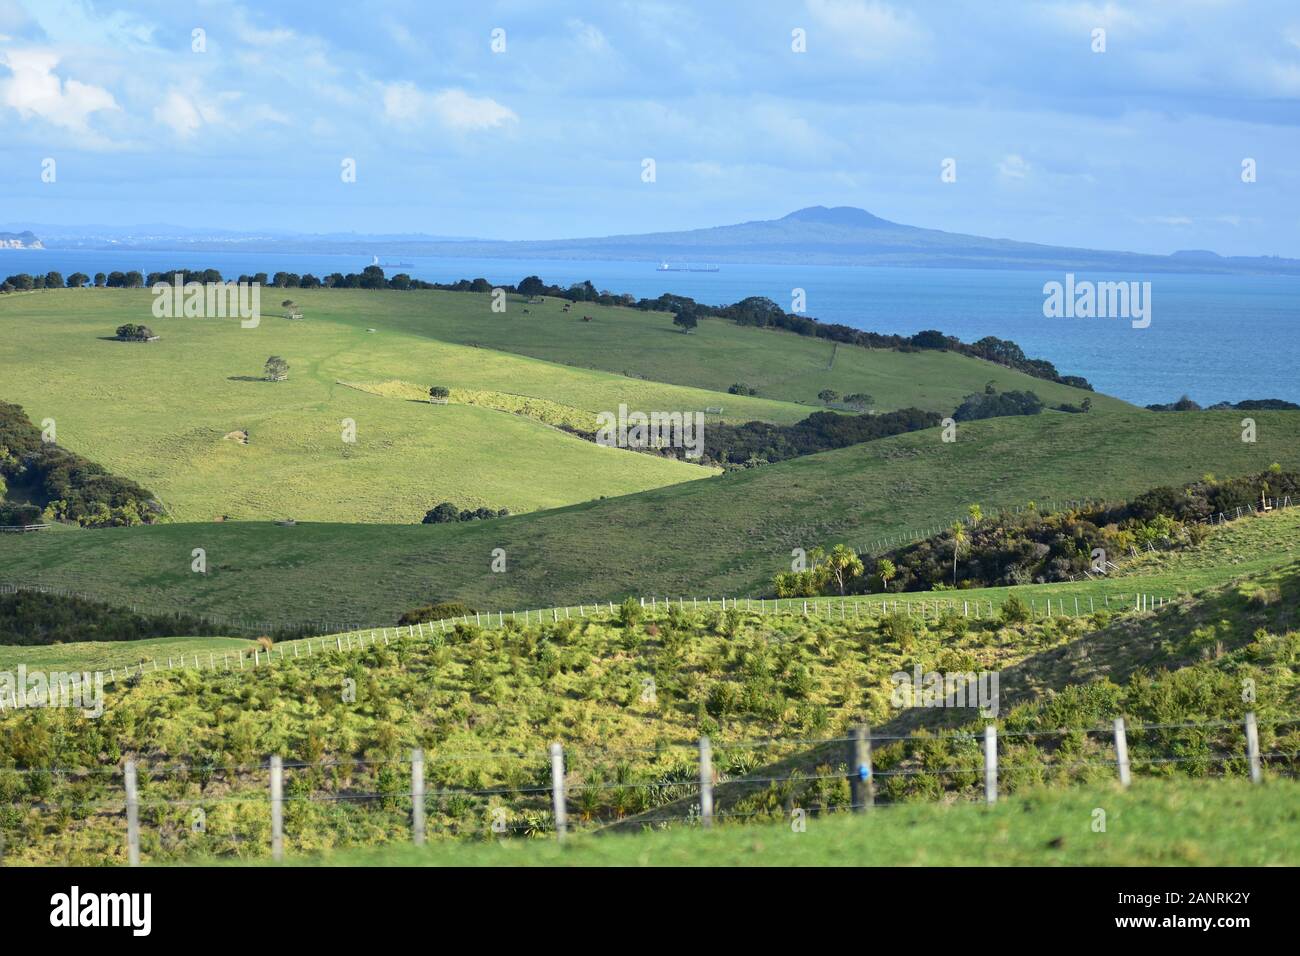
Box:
[0,0,1297,255]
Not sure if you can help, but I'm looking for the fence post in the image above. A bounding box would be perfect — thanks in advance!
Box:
[124,760,140,867]
[270,755,283,861]
[549,743,567,841]
[849,725,873,811]
[698,737,714,829]
[983,725,998,804]
[1245,712,1261,784]
[1113,717,1131,787]
[411,748,426,845]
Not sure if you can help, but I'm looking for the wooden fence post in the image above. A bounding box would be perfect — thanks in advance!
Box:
[270,755,283,861]
[411,748,426,845]
[124,760,140,866]
[1245,712,1262,784]
[549,743,567,841]
[849,725,873,811]
[698,737,713,829]
[983,725,998,804]
[1113,717,1131,787]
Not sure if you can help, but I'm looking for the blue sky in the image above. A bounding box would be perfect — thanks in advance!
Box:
[0,0,1297,254]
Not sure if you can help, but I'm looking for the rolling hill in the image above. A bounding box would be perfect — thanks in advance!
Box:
[2,409,1297,625]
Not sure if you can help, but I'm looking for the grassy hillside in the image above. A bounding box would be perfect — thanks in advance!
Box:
[270,780,1299,867]
[0,635,256,673]
[5,289,831,521]
[0,558,1293,865]
[268,287,1126,414]
[1,409,1296,623]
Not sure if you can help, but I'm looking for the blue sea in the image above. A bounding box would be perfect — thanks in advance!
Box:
[3,248,1297,407]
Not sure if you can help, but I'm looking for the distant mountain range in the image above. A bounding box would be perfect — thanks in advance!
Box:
[7,208,1299,275]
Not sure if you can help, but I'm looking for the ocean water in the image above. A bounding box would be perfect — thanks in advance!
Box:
[3,248,1297,407]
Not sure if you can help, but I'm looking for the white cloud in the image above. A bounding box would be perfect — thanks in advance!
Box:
[382,83,517,131]
[806,0,926,60]
[152,89,232,138]
[0,48,118,132]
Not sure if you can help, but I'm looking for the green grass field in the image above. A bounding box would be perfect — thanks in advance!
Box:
[0,287,1124,523]
[0,635,256,673]
[282,287,1124,414]
[263,780,1299,867]
[5,289,817,521]
[2,408,1296,624]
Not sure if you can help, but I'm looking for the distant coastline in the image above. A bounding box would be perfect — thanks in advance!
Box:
[12,207,1299,276]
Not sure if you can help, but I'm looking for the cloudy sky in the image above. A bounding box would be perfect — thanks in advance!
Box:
[0,0,1297,254]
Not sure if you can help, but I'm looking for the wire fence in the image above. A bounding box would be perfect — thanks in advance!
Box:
[3,493,1290,644]
[1,713,1294,865]
[1,585,1180,693]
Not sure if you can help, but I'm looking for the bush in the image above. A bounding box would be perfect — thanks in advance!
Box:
[421,502,509,523]
[397,601,474,625]
[881,613,916,651]
[1000,593,1031,624]
[617,597,643,628]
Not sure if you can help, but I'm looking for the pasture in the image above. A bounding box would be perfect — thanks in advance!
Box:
[1,408,1296,623]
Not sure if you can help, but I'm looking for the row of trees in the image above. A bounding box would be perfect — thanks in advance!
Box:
[698,407,940,467]
[1,271,130,292]
[777,466,1297,597]
[648,294,1094,391]
[421,502,510,524]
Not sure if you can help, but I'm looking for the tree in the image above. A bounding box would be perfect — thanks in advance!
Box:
[672,310,698,333]
[950,521,968,586]
[428,385,450,403]
[877,558,896,592]
[843,392,873,410]
[968,504,983,526]
[264,356,289,381]
[1081,397,1093,413]
[825,544,863,595]
[115,323,155,341]
[421,502,460,524]
[66,273,89,288]
[518,275,547,297]
[818,389,840,404]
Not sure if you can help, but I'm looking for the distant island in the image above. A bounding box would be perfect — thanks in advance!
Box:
[13,208,1300,275]
[0,231,42,250]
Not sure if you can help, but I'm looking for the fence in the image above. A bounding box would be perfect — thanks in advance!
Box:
[47,587,1176,689]
[3,494,1290,642]
[3,713,1293,865]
